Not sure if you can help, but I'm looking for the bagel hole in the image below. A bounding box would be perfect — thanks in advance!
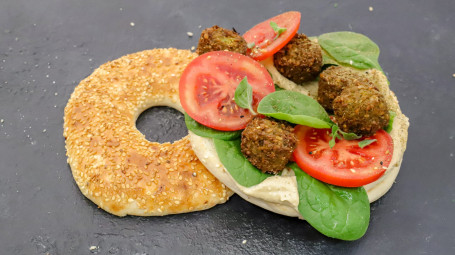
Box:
[136,106,187,143]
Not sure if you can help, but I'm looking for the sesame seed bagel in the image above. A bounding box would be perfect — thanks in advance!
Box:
[64,48,232,217]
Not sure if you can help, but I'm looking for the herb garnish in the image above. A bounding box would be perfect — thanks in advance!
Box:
[358,139,377,148]
[270,21,287,40]
[234,77,256,115]
[329,124,362,148]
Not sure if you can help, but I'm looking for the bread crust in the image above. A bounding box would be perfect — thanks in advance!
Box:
[64,48,232,216]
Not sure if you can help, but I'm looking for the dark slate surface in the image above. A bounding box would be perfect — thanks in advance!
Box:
[1,0,454,254]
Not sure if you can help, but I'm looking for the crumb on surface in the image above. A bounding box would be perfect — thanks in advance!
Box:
[369,6,374,11]
[187,32,194,37]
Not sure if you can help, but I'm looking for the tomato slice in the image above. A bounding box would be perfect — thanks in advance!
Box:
[293,125,393,187]
[179,51,275,131]
[243,11,301,61]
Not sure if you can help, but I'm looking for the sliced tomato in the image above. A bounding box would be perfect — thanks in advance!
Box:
[179,51,274,131]
[293,125,393,187]
[243,11,301,61]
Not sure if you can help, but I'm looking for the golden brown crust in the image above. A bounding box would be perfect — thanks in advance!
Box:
[64,48,232,216]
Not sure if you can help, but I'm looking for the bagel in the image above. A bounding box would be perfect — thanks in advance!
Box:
[64,48,232,217]
[188,56,409,218]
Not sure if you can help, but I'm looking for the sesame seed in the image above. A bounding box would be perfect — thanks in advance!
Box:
[187,32,194,37]
[130,22,135,27]
[63,48,231,216]
[242,240,247,244]
[369,6,374,11]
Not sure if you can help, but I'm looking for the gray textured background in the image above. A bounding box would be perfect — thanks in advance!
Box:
[0,0,454,254]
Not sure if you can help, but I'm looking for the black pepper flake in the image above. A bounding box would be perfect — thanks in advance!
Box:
[240,115,244,118]
[380,161,383,165]
[309,151,313,155]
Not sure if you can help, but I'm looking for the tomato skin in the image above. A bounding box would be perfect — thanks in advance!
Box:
[293,125,393,187]
[243,11,301,61]
[179,51,274,131]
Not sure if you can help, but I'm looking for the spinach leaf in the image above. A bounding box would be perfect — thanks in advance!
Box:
[184,113,241,141]
[318,31,382,71]
[214,139,271,187]
[289,163,370,240]
[234,77,256,115]
[358,139,377,148]
[321,48,340,66]
[257,90,332,128]
[385,111,396,133]
[274,84,284,91]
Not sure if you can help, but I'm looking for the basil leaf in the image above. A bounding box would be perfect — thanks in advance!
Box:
[289,163,370,240]
[214,139,272,187]
[234,77,256,115]
[339,129,362,140]
[318,32,382,71]
[184,113,241,141]
[358,139,377,148]
[329,125,339,149]
[385,111,396,133]
[270,21,287,40]
[257,90,332,128]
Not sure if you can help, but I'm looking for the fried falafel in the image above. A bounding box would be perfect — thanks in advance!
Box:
[273,34,323,84]
[196,25,248,55]
[317,66,370,111]
[241,117,297,174]
[333,83,390,136]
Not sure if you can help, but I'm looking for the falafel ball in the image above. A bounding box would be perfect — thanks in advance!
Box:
[317,66,370,111]
[241,116,297,174]
[273,34,323,84]
[333,83,390,136]
[196,25,248,55]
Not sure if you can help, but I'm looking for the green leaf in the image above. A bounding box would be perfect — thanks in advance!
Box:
[385,111,396,133]
[318,31,383,71]
[270,21,287,40]
[184,113,241,141]
[274,84,284,91]
[358,139,377,148]
[257,90,332,128]
[329,125,339,149]
[214,139,272,187]
[321,49,340,66]
[234,77,256,115]
[289,163,370,240]
[339,130,362,140]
